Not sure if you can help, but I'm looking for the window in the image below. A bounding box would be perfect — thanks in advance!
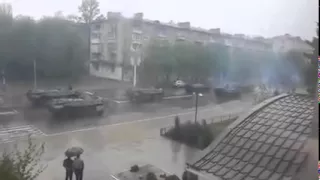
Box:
[91,52,101,60]
[108,24,117,38]
[131,43,142,51]
[92,62,99,71]
[93,24,101,31]
[91,32,100,39]
[132,33,142,41]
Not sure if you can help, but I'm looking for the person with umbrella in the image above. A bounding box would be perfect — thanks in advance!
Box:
[65,147,84,180]
[73,154,84,180]
[63,156,73,180]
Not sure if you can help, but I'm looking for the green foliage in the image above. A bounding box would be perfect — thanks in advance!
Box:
[165,175,180,180]
[146,172,158,180]
[141,42,216,85]
[182,171,198,180]
[0,137,47,180]
[304,23,318,94]
[164,119,213,149]
[0,9,88,81]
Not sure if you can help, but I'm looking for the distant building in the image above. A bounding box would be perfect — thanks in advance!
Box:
[88,12,311,81]
[89,12,222,81]
[271,34,313,53]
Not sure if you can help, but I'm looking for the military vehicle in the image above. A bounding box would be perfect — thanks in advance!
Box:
[184,83,211,94]
[47,91,105,117]
[126,88,164,103]
[26,89,79,106]
[214,84,241,98]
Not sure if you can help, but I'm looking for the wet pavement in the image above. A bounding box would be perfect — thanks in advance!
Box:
[1,93,253,135]
[0,100,254,180]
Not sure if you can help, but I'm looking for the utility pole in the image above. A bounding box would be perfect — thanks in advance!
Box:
[33,59,37,89]
[133,63,137,87]
[194,92,199,123]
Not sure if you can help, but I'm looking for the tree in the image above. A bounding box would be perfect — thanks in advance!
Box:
[0,3,13,71]
[78,0,100,24]
[0,137,47,180]
[304,23,318,94]
[78,0,101,68]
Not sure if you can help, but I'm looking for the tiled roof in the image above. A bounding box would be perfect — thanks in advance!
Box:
[187,94,315,180]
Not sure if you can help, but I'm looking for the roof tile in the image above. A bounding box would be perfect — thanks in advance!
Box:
[249,167,264,177]
[241,163,254,173]
[223,169,237,179]
[188,95,314,180]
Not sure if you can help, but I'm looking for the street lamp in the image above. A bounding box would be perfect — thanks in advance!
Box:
[193,92,203,123]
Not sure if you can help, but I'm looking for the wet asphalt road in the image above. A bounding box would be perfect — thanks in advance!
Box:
[0,90,254,136]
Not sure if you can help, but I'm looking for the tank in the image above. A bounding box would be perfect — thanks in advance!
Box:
[184,83,211,94]
[126,88,164,103]
[214,84,241,98]
[26,88,79,107]
[47,91,105,118]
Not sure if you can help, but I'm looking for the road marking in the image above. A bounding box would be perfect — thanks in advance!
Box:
[107,94,194,104]
[0,100,252,144]
[0,109,18,115]
[46,106,245,137]
[163,95,192,99]
[0,125,46,144]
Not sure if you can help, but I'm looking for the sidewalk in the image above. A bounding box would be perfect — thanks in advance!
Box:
[0,101,253,180]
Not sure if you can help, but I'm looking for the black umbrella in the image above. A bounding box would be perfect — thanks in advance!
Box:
[65,147,84,157]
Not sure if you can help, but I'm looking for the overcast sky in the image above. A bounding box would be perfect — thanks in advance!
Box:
[4,0,319,40]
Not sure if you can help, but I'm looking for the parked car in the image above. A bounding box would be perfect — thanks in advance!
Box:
[184,83,211,94]
[173,80,186,88]
[26,88,79,106]
[214,84,241,98]
[126,88,164,103]
[47,91,105,118]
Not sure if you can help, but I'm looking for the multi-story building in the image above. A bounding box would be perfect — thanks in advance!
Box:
[271,34,313,53]
[88,12,312,82]
[89,12,221,81]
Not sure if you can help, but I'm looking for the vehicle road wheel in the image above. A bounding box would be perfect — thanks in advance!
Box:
[96,110,104,116]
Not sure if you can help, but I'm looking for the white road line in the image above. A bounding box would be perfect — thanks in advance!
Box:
[0,125,46,144]
[107,94,194,104]
[163,95,192,99]
[0,109,18,115]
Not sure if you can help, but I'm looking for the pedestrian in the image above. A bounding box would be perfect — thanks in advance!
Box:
[63,156,73,180]
[68,84,73,90]
[72,154,84,180]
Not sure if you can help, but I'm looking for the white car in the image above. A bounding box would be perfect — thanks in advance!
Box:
[173,80,186,88]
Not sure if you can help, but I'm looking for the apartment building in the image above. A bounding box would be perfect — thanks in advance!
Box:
[88,12,311,82]
[89,12,221,81]
[271,34,313,53]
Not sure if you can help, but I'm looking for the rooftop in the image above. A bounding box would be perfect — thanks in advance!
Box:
[187,94,315,180]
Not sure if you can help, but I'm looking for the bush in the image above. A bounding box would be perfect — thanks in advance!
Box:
[0,137,47,180]
[182,171,198,180]
[165,175,180,180]
[164,118,213,149]
[146,172,158,180]
[130,165,139,172]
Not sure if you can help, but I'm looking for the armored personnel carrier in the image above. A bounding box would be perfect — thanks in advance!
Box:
[126,88,164,103]
[26,88,79,106]
[47,91,105,117]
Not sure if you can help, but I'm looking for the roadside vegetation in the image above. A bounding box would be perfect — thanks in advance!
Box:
[162,116,237,149]
[0,137,46,180]
[0,0,100,82]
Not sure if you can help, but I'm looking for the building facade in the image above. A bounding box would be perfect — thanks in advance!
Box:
[88,12,312,82]
[89,12,221,81]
